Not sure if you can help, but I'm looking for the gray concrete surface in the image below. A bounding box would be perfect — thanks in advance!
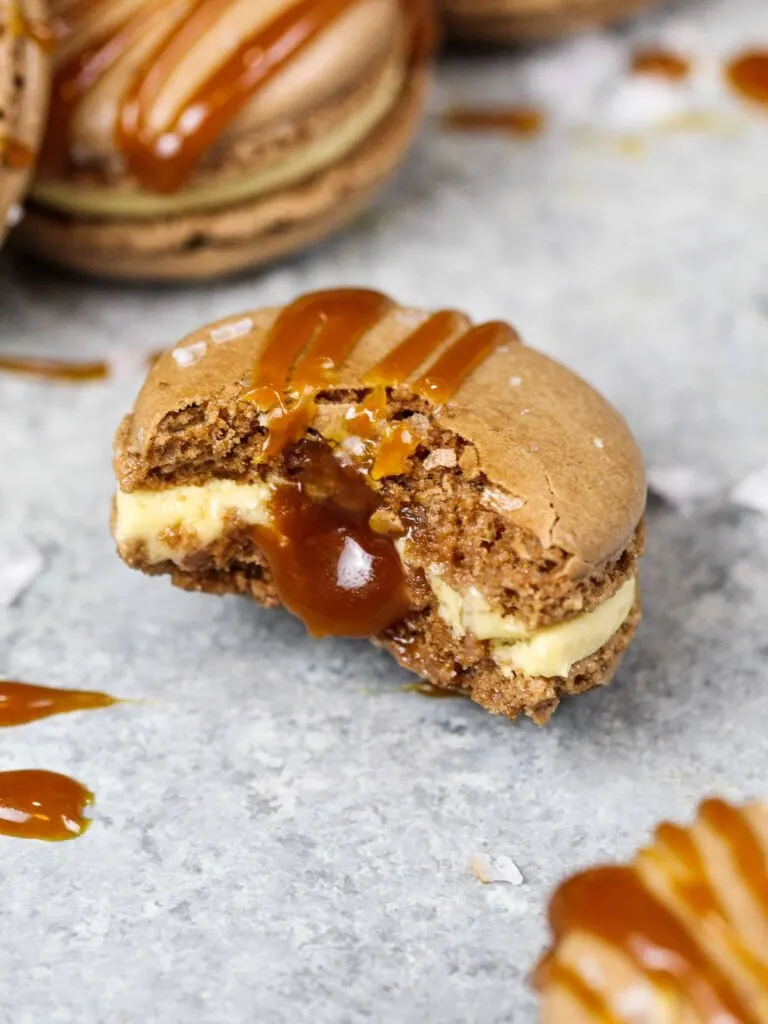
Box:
[1,0,767,1019]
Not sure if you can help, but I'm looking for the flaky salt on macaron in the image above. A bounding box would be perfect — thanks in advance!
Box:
[0,0,50,247]
[112,288,645,724]
[441,0,656,42]
[17,0,433,281]
[537,797,768,1020]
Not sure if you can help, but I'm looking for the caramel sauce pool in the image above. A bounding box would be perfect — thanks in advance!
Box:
[0,770,93,842]
[726,50,768,108]
[0,681,119,727]
[442,106,546,137]
[0,356,109,382]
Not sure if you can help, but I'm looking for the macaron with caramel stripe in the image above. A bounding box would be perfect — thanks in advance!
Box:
[112,288,646,724]
[441,0,657,42]
[0,0,51,248]
[17,0,434,281]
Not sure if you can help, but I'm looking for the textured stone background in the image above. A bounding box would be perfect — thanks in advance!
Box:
[1,0,767,1020]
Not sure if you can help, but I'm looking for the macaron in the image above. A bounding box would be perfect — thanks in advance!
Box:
[537,797,768,1019]
[0,0,50,248]
[17,0,433,281]
[441,0,656,42]
[112,288,646,724]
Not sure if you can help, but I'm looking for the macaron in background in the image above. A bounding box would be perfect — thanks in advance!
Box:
[0,0,50,249]
[16,0,434,281]
[440,0,658,42]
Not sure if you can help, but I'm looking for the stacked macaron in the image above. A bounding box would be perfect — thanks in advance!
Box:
[17,0,433,279]
[0,0,50,247]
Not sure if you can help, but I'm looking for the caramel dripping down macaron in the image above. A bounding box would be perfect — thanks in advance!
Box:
[18,0,434,280]
[440,0,658,43]
[112,288,646,723]
[537,797,768,1022]
[0,0,51,248]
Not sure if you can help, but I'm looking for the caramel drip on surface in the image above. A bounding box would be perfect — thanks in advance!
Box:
[0,681,118,727]
[46,0,433,193]
[0,356,109,382]
[3,138,35,170]
[370,424,421,480]
[631,48,690,81]
[253,443,411,638]
[546,865,758,1023]
[442,106,546,138]
[726,51,768,109]
[403,682,466,700]
[0,770,93,841]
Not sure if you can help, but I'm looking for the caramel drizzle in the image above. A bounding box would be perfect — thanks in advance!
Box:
[45,0,432,194]
[9,8,56,51]
[242,288,516,470]
[542,802,768,1021]
[0,355,109,382]
[0,769,93,842]
[0,680,119,727]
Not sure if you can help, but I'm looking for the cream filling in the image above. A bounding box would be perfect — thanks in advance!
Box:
[114,480,273,565]
[426,567,637,679]
[115,481,635,678]
[32,60,405,219]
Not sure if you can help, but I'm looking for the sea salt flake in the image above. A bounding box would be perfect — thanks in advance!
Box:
[210,317,253,344]
[0,537,44,607]
[731,464,768,516]
[593,437,605,449]
[172,341,207,368]
[424,448,457,471]
[509,376,523,387]
[481,488,525,514]
[520,408,530,416]
[470,853,524,886]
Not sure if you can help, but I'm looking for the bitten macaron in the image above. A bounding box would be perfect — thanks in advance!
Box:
[440,0,656,42]
[111,288,646,724]
[17,0,433,281]
[0,0,50,248]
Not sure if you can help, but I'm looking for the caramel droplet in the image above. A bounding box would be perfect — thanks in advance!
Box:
[726,50,768,108]
[0,356,110,382]
[0,680,119,727]
[253,443,412,638]
[442,106,546,138]
[631,48,690,81]
[0,770,94,842]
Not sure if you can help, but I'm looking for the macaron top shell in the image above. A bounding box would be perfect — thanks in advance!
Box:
[0,0,50,244]
[121,297,646,579]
